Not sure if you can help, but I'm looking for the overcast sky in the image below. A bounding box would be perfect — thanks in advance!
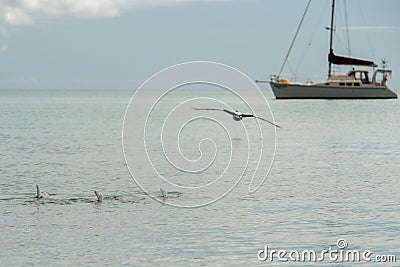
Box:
[0,0,399,90]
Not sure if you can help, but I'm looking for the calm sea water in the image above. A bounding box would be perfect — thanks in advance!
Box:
[1,88,399,266]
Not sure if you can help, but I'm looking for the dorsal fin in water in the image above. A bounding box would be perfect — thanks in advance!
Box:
[94,190,103,202]
[160,188,167,199]
[35,184,49,199]
[36,184,40,198]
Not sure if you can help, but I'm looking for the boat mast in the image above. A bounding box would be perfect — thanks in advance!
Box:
[328,0,335,78]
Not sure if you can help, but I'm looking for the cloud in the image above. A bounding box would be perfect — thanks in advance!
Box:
[2,6,33,25]
[0,0,229,26]
[0,44,8,53]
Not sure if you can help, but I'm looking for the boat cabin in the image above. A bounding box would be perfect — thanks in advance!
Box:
[323,68,392,88]
[347,70,370,84]
[326,69,370,86]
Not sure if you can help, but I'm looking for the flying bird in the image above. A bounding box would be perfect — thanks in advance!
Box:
[193,108,280,128]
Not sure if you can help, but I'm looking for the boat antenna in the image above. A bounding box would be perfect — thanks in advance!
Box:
[277,0,312,79]
[328,0,335,78]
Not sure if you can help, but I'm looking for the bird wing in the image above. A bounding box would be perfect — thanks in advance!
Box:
[253,116,281,128]
[242,114,280,128]
[193,108,237,116]
[193,108,224,111]
[241,114,254,118]
[222,109,238,116]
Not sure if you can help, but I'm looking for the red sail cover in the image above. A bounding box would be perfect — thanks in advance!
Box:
[328,49,377,67]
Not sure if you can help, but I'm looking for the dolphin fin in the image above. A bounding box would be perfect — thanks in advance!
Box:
[160,188,167,199]
[36,184,40,198]
[94,190,103,202]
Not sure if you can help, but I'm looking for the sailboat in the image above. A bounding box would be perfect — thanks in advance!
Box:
[258,0,397,99]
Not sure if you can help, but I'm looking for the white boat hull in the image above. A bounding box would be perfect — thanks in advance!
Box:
[270,82,398,99]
